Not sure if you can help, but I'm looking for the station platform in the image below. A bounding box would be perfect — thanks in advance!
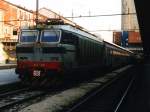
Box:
[118,59,150,112]
[0,64,16,69]
[0,64,19,85]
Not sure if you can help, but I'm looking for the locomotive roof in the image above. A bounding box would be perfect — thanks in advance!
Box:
[104,40,134,54]
[48,25,103,42]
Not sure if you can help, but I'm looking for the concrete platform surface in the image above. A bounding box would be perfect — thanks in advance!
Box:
[0,68,20,85]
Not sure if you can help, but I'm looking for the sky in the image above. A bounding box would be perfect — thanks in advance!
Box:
[6,0,121,42]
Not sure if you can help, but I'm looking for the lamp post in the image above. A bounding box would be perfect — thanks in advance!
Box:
[36,0,39,27]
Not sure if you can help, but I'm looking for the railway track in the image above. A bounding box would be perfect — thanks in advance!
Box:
[0,87,47,111]
[62,67,135,112]
[0,65,134,112]
[0,81,84,111]
[0,87,30,98]
[114,76,135,112]
[0,82,24,94]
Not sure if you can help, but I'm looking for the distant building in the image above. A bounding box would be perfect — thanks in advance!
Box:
[0,0,34,42]
[113,30,143,54]
[113,31,122,46]
[122,0,139,31]
[120,0,143,54]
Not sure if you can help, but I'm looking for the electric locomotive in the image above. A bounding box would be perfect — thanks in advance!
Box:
[15,19,135,85]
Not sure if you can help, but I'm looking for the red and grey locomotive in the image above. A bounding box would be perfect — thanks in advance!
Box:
[15,19,135,85]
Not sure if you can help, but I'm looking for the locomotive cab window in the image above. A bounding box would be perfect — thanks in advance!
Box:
[41,30,60,42]
[61,31,78,45]
[20,30,38,43]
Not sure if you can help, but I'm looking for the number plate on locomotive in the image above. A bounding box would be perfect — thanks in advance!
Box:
[33,70,41,77]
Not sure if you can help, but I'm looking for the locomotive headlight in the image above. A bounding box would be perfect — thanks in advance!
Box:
[51,57,59,61]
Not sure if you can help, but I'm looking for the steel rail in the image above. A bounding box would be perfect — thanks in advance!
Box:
[114,75,136,112]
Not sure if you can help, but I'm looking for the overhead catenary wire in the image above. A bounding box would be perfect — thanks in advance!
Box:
[0,12,139,32]
[0,19,139,32]
[0,12,137,23]
[65,12,136,18]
